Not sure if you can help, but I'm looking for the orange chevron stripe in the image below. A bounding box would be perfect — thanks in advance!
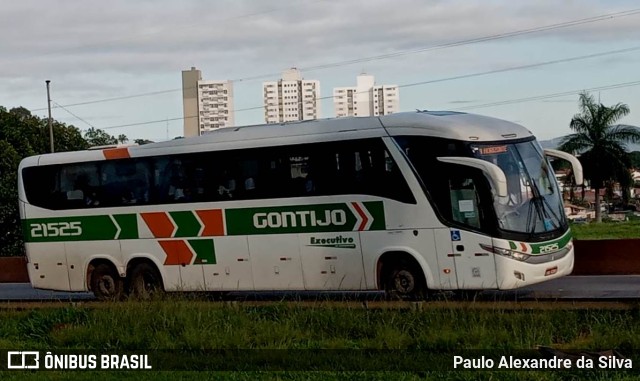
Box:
[141,212,174,238]
[520,242,528,252]
[103,147,130,160]
[196,209,224,236]
[159,240,193,265]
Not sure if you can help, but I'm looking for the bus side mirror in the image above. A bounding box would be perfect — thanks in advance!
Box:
[543,149,584,186]
[437,157,508,198]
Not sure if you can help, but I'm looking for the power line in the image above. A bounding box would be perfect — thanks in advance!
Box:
[97,79,640,132]
[397,46,640,89]
[52,101,96,129]
[98,78,640,132]
[30,7,640,112]
[451,80,640,111]
[291,8,640,72]
[95,46,640,130]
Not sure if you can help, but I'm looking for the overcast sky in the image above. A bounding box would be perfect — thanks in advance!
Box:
[2,0,640,142]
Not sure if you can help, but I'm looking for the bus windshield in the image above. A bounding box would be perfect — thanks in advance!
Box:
[471,141,565,235]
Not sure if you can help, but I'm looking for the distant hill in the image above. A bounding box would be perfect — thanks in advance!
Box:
[539,137,565,150]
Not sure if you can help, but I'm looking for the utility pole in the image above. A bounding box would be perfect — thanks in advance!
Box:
[45,80,54,153]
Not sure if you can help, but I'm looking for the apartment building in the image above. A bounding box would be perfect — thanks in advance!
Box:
[263,68,321,124]
[181,67,235,137]
[333,74,399,117]
[197,80,234,132]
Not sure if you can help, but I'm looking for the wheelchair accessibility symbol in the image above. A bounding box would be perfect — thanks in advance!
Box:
[450,230,461,241]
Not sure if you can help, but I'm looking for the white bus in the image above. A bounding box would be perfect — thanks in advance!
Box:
[18,111,583,300]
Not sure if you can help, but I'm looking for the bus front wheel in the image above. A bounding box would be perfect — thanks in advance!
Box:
[128,263,164,300]
[384,262,426,300]
[90,263,124,300]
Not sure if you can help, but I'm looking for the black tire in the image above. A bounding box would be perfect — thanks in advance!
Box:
[384,262,427,300]
[90,263,124,300]
[128,263,164,300]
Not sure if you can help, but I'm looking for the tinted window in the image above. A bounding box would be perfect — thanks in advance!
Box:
[395,135,495,233]
[22,138,415,210]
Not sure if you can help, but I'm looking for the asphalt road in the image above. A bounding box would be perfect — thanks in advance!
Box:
[1,275,639,301]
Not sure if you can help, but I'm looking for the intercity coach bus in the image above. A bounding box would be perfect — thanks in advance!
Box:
[18,110,583,299]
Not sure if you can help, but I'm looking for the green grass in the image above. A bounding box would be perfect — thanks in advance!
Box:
[0,301,639,380]
[570,220,640,240]
[3,301,638,350]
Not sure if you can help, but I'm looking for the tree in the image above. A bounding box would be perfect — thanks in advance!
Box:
[559,92,640,222]
[629,151,640,169]
[83,127,127,147]
[0,141,23,256]
[0,107,88,256]
[134,139,154,145]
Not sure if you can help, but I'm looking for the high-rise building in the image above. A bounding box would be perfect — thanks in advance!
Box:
[182,67,201,137]
[181,67,235,137]
[263,68,320,124]
[197,80,234,133]
[333,74,399,118]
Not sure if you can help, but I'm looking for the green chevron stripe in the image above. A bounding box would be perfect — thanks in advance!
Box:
[170,211,201,238]
[363,201,385,230]
[189,239,216,265]
[113,214,138,239]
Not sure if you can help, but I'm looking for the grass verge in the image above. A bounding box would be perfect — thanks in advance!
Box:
[0,300,639,379]
[570,220,640,240]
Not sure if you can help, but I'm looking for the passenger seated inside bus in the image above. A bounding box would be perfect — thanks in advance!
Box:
[70,173,100,208]
[167,159,188,201]
[217,169,236,199]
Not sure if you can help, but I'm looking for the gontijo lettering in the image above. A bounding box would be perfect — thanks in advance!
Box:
[253,210,347,228]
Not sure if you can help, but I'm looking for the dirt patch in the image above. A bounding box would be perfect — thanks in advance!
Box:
[0,257,29,283]
[572,239,640,275]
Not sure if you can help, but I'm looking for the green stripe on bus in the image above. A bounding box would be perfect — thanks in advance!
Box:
[528,230,572,254]
[113,214,138,239]
[224,202,385,235]
[23,214,137,242]
[189,239,216,265]
[363,201,385,230]
[170,211,201,238]
[22,202,386,242]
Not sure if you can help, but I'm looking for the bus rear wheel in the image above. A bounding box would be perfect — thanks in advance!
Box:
[128,263,164,300]
[385,263,426,300]
[90,263,124,300]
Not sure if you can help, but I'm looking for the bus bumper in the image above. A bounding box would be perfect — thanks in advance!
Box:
[495,246,574,290]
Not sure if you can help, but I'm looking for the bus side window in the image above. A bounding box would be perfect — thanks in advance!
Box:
[62,164,100,209]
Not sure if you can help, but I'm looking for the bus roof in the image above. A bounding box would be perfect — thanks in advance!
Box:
[144,110,533,148]
[25,111,535,166]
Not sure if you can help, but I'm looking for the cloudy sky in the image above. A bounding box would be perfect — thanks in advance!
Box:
[2,0,640,142]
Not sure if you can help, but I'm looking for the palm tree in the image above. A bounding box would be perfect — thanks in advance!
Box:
[559,92,639,222]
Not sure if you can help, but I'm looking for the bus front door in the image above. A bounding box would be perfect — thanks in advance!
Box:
[447,174,497,289]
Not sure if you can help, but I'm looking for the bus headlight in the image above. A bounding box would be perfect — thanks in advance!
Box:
[479,244,530,262]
